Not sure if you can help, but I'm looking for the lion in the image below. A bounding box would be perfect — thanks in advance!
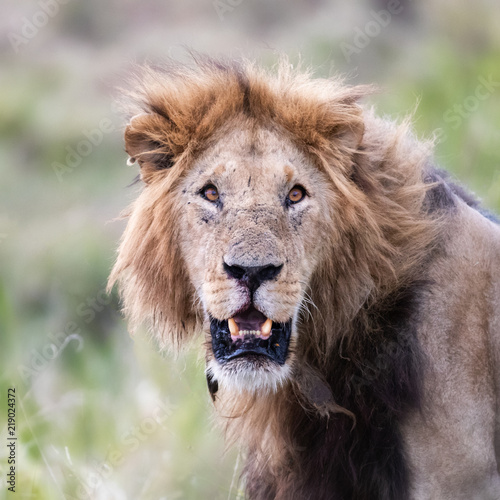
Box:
[108,56,500,499]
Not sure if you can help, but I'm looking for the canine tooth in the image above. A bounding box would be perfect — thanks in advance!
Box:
[228,318,239,335]
[261,318,272,338]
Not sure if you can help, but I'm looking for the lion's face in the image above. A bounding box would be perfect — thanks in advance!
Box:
[109,60,371,397]
[178,123,330,392]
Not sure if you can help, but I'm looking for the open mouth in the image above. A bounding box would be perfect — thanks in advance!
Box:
[210,306,292,365]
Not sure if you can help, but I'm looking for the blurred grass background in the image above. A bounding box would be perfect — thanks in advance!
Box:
[0,1,499,498]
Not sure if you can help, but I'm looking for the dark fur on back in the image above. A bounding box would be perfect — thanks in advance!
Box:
[426,168,499,223]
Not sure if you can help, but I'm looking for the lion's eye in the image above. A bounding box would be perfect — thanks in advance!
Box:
[202,184,219,202]
[287,185,306,204]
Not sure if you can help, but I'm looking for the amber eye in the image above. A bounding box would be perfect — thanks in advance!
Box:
[287,185,306,204]
[202,184,219,202]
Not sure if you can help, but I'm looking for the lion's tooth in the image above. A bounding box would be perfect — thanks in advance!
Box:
[261,318,272,338]
[228,318,239,336]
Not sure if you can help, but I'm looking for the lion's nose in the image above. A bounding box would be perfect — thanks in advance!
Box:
[223,261,283,292]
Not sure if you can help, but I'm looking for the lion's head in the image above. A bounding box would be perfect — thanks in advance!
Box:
[109,57,434,397]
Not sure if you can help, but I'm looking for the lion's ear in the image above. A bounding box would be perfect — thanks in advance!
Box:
[330,103,365,154]
[334,119,365,153]
[125,113,175,183]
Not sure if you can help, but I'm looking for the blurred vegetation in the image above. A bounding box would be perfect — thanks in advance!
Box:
[0,0,499,498]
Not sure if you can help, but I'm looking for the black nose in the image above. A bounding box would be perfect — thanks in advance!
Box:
[223,261,283,291]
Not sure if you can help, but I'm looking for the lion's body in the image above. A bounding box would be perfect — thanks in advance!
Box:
[109,57,500,499]
[404,203,500,499]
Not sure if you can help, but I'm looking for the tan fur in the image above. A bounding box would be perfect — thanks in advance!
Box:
[403,205,500,499]
[109,56,500,498]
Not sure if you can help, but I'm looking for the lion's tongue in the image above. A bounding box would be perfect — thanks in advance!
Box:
[229,306,271,340]
[234,306,267,331]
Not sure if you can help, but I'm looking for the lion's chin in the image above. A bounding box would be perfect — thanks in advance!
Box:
[206,356,293,394]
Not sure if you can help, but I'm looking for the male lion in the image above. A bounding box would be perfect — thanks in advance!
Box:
[108,57,500,499]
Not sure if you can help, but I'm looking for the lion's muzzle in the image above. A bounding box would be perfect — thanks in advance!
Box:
[210,261,292,365]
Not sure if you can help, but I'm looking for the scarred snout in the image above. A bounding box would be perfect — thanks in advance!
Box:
[223,260,282,341]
